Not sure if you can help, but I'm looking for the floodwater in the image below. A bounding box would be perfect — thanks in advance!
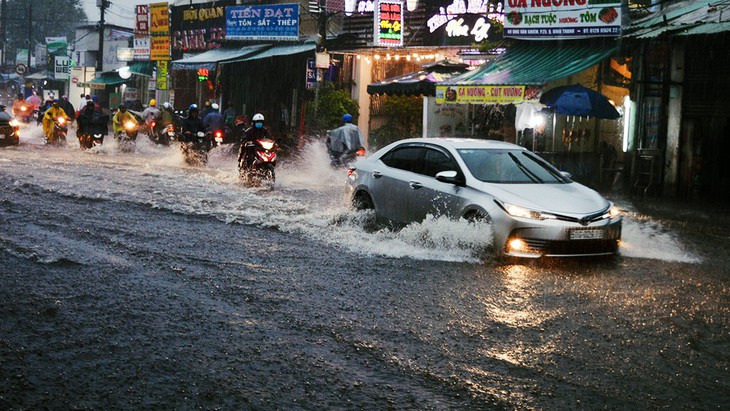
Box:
[0,124,727,410]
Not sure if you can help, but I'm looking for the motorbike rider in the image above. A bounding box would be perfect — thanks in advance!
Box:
[237,113,273,168]
[327,113,365,166]
[157,102,178,132]
[59,95,76,126]
[12,93,29,120]
[77,101,108,137]
[181,104,207,141]
[141,99,161,132]
[112,105,138,136]
[202,103,224,136]
[42,99,70,142]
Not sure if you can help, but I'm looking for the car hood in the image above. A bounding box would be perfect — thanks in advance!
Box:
[474,181,610,215]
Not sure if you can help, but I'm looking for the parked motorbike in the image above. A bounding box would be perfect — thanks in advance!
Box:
[181,131,211,166]
[0,118,20,147]
[115,120,138,152]
[239,138,278,186]
[46,117,68,146]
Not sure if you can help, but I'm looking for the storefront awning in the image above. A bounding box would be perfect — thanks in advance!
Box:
[443,42,617,86]
[367,60,469,96]
[128,61,155,78]
[171,45,268,70]
[624,1,730,39]
[225,44,316,63]
[78,72,129,89]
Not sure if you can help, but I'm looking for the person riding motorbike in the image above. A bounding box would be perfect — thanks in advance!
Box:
[203,103,224,143]
[157,102,179,135]
[237,113,273,168]
[327,113,365,166]
[59,95,76,126]
[112,105,138,136]
[12,93,30,120]
[181,104,207,140]
[42,99,70,142]
[141,99,161,133]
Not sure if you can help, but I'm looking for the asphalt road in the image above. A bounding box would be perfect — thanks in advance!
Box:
[0,130,728,410]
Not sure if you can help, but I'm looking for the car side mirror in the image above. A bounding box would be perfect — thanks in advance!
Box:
[560,171,573,180]
[435,170,464,186]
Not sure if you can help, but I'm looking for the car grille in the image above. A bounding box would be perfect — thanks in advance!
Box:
[518,238,619,256]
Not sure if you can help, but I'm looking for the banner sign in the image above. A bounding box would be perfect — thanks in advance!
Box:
[424,0,505,46]
[53,56,70,80]
[134,37,151,60]
[375,0,403,47]
[306,58,316,90]
[117,47,134,62]
[157,61,168,90]
[46,36,68,55]
[436,84,528,104]
[151,37,171,61]
[171,0,234,60]
[225,4,300,41]
[150,2,170,36]
[136,5,150,37]
[504,0,621,39]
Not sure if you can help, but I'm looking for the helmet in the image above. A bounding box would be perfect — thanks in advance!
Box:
[211,103,219,110]
[189,103,199,111]
[205,101,211,107]
[163,102,171,109]
[149,99,156,106]
[52,98,59,103]
[343,113,353,123]
[252,113,264,122]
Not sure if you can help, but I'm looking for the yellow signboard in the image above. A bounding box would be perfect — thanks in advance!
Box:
[150,37,170,61]
[436,85,527,105]
[157,61,168,90]
[150,2,170,36]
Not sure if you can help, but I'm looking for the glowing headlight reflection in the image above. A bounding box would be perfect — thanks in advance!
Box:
[503,202,556,220]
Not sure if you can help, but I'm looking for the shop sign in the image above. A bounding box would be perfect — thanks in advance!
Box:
[375,0,403,47]
[134,37,151,61]
[151,37,170,61]
[136,5,149,37]
[150,3,170,36]
[435,84,528,104]
[424,0,504,46]
[504,0,621,39]
[117,47,134,62]
[124,87,139,101]
[197,68,210,82]
[171,0,234,60]
[157,61,168,90]
[306,58,316,90]
[225,4,300,41]
[54,56,70,80]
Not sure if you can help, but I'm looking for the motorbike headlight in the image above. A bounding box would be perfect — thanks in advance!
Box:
[500,201,556,220]
[124,121,136,130]
[57,117,66,125]
[260,140,274,150]
[20,106,27,112]
[10,119,19,127]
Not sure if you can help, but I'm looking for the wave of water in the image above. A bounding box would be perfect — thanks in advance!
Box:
[0,129,701,264]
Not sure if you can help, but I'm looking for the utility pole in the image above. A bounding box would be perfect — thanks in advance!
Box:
[27,5,31,69]
[1,0,6,67]
[97,0,107,72]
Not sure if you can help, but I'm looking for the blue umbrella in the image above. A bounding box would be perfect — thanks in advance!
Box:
[540,84,621,119]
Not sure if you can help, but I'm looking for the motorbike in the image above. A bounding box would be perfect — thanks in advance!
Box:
[211,129,225,147]
[0,118,20,147]
[156,124,179,146]
[239,138,278,186]
[16,104,36,124]
[115,120,139,152]
[181,131,211,166]
[77,114,109,150]
[330,147,367,168]
[46,117,68,146]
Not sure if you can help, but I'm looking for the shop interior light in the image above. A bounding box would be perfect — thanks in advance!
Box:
[622,96,631,153]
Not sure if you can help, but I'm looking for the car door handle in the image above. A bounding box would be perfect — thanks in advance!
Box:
[372,171,382,179]
[409,181,423,190]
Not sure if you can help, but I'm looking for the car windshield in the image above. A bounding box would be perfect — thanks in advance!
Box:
[457,148,570,184]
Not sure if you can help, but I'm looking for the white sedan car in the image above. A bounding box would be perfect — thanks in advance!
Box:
[346,138,621,258]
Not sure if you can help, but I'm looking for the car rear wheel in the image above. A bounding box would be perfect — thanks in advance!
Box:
[353,191,374,211]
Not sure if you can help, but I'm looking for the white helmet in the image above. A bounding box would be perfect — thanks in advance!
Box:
[252,113,264,122]
[211,103,219,110]
[162,102,171,109]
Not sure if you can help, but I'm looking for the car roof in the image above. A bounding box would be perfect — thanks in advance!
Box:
[396,137,526,151]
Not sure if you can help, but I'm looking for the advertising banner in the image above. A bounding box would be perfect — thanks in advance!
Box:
[54,56,70,80]
[151,37,171,61]
[504,0,621,39]
[134,37,151,61]
[375,0,403,47]
[436,84,528,104]
[150,2,170,36]
[424,0,504,46]
[136,5,150,37]
[170,0,234,61]
[306,58,316,90]
[46,36,68,55]
[157,61,168,90]
[225,4,300,41]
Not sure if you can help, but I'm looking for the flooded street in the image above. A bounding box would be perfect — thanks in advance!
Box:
[1,127,728,410]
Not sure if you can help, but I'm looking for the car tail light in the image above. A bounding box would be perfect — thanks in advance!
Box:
[355,148,366,156]
[347,167,357,178]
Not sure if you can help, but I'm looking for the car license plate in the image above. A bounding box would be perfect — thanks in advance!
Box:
[570,229,604,240]
[0,134,5,139]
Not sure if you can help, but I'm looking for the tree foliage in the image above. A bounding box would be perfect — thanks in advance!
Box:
[305,83,359,134]
[371,95,422,149]
[4,0,88,56]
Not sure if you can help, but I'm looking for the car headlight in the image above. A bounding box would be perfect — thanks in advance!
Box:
[500,201,556,220]
[605,203,621,219]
